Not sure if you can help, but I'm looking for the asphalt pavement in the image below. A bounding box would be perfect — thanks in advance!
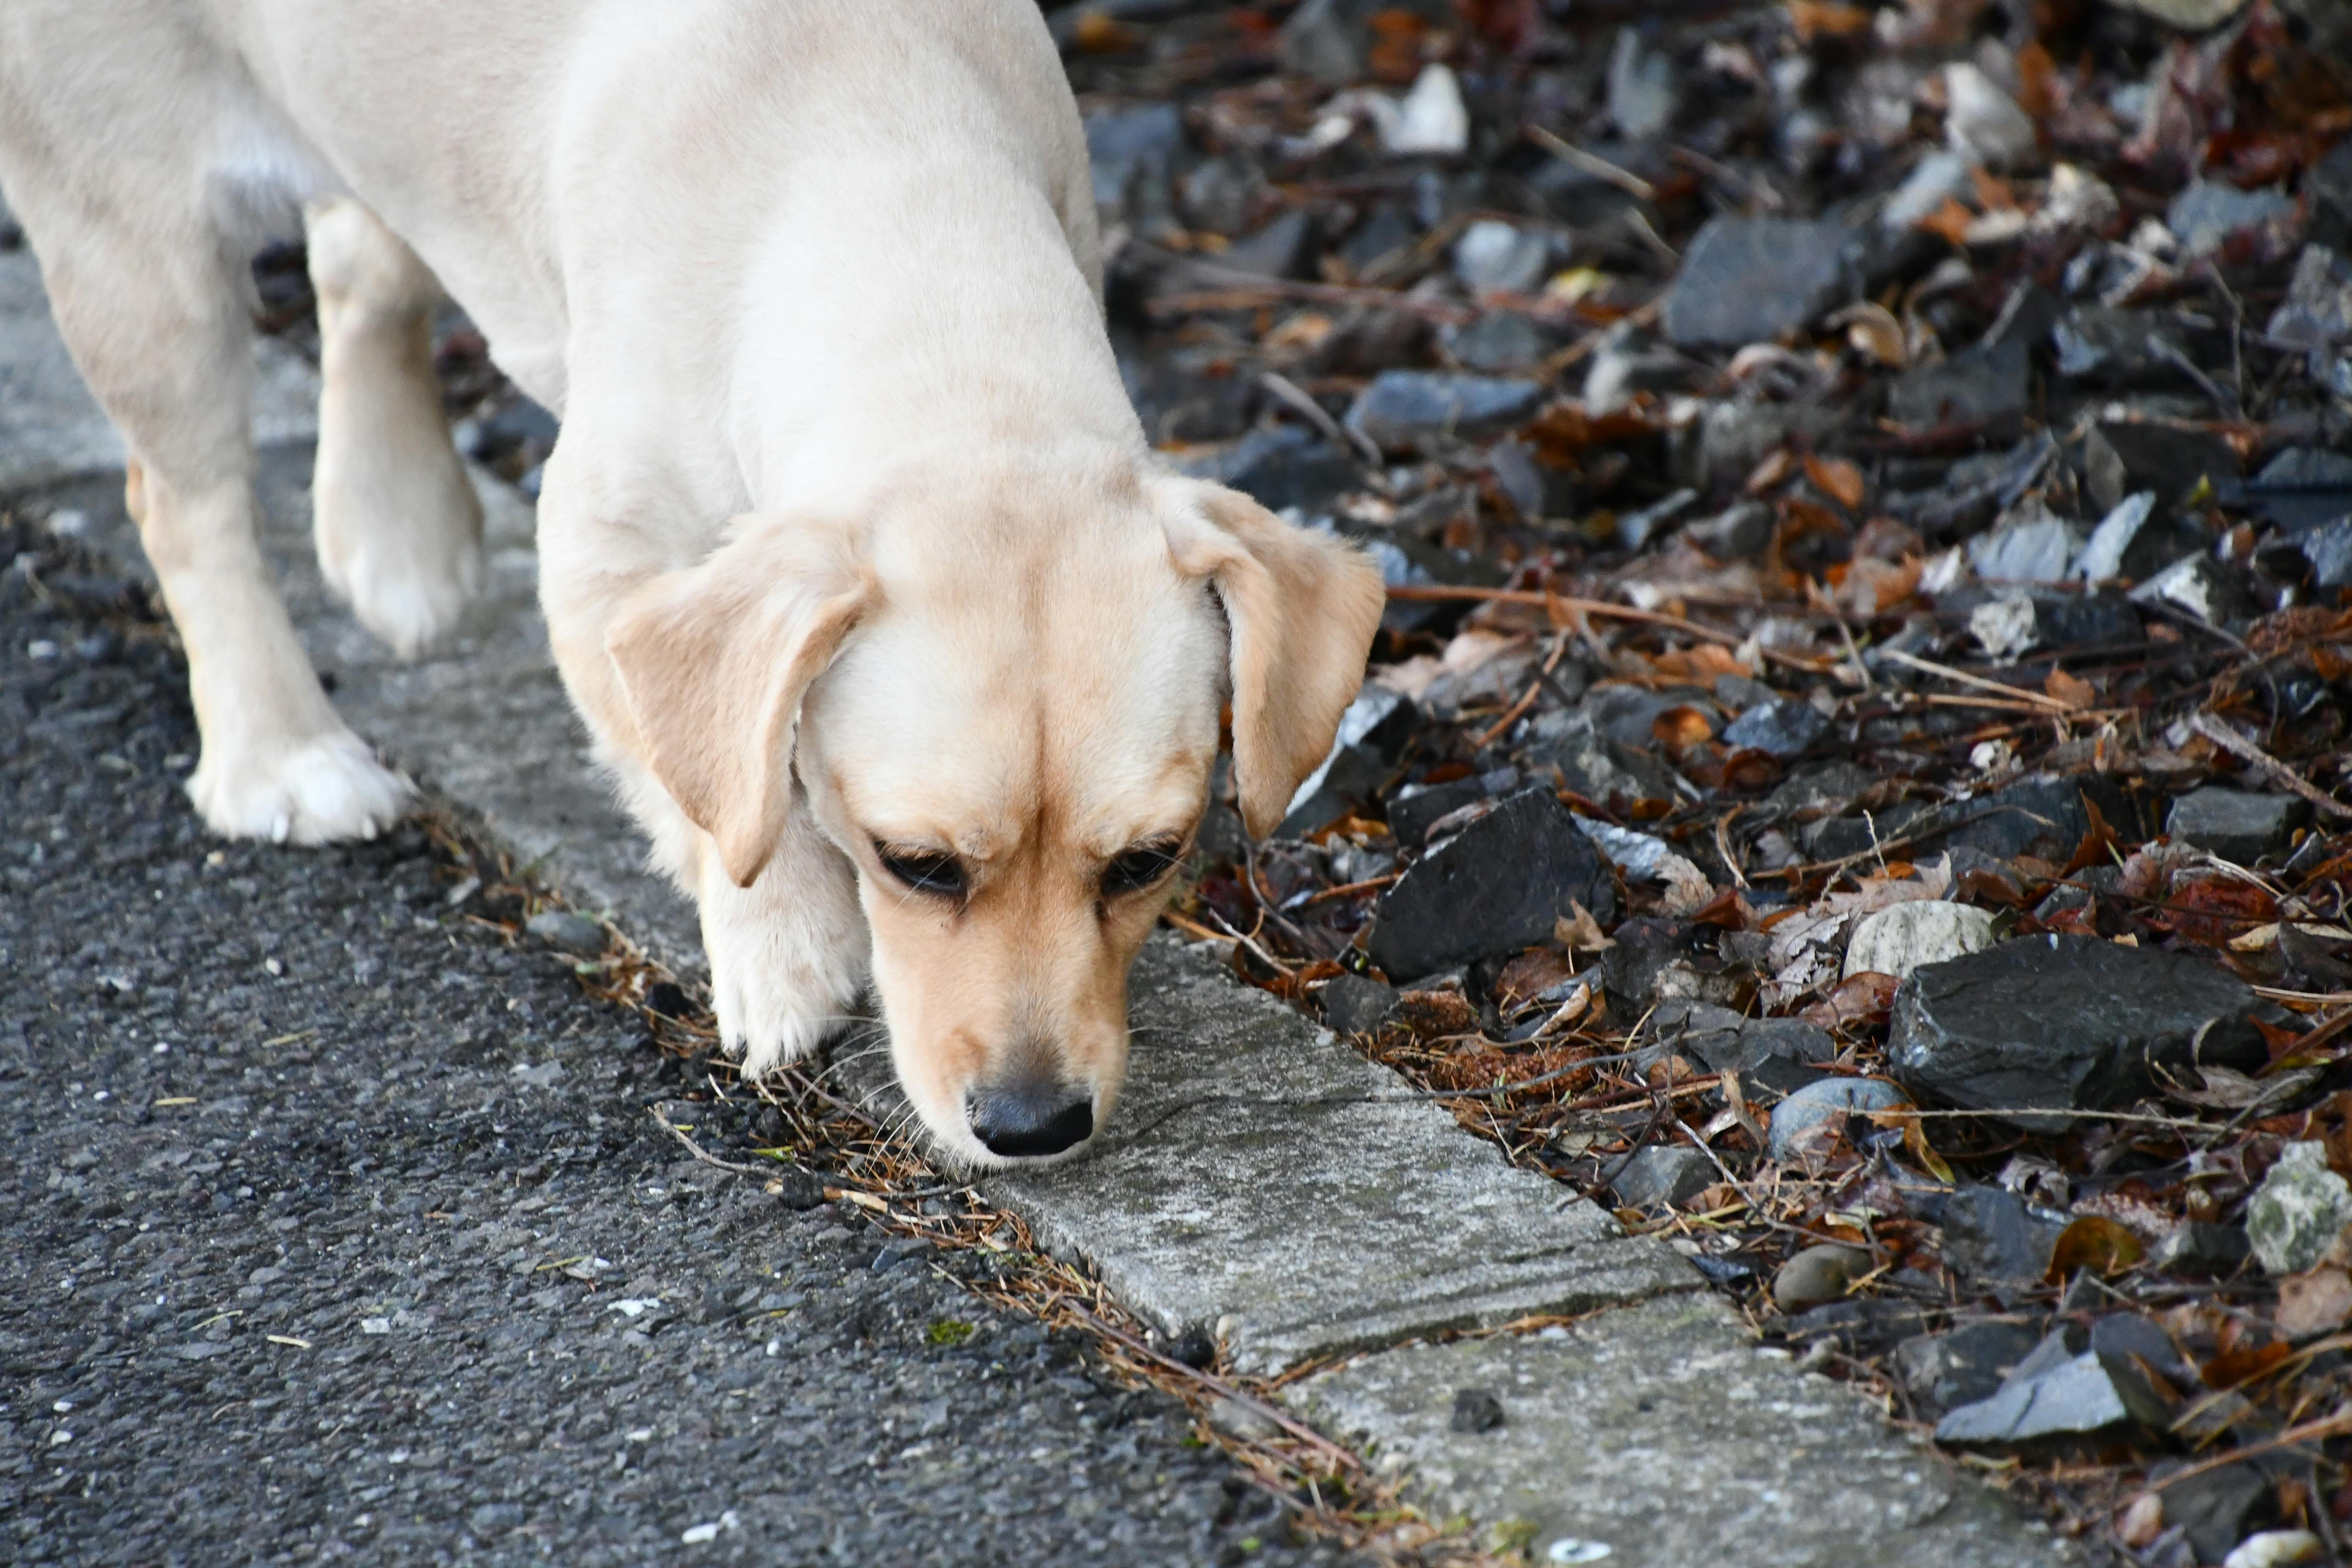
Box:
[0,509,1350,1566]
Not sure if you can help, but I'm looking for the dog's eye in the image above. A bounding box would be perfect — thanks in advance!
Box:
[1101,842,1181,898]
[876,845,966,898]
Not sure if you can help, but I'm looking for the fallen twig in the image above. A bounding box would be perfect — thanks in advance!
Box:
[2190,712,2352,822]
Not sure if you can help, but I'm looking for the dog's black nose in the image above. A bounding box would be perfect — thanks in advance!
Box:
[966,1083,1094,1158]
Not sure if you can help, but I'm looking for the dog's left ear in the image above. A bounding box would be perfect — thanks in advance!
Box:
[1156,478,1387,838]
[604,514,869,888]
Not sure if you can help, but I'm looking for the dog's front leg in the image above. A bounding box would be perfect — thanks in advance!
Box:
[694,804,870,1077]
[540,504,871,1079]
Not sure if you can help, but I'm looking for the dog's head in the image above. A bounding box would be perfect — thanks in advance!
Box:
[604,466,1384,1167]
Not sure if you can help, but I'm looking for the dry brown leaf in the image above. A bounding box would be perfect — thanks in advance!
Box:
[1744,448,1797,495]
[1833,302,1908,367]
[1554,902,1615,953]
[2044,667,2097,710]
[1786,0,1874,39]
[1804,454,1867,511]
[2044,1214,2145,1283]
[1915,197,1974,247]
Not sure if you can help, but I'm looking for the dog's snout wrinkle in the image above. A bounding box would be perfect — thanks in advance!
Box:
[965,1081,1094,1159]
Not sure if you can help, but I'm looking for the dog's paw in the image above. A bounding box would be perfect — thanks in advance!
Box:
[704,915,866,1081]
[317,470,485,659]
[186,728,414,845]
[712,959,857,1081]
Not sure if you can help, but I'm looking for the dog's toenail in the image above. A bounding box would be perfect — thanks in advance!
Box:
[270,812,291,844]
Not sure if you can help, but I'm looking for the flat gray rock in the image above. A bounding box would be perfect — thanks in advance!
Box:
[1292,1293,2069,1568]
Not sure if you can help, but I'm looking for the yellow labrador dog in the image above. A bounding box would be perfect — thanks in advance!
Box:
[0,0,1383,1165]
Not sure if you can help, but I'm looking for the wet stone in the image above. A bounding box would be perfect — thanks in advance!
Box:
[1367,787,1616,982]
[1609,1146,1715,1213]
[1896,1320,2044,1417]
[1767,1077,1907,1162]
[2246,1142,2352,1275]
[2167,787,2305,865]
[1344,371,1545,453]
[1661,218,1857,350]
[1719,697,1828,760]
[1890,934,2265,1128]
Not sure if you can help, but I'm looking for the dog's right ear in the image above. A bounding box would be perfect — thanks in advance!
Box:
[605,515,869,889]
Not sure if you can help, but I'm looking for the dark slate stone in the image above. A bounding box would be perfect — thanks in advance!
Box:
[1441,311,1554,372]
[1887,337,2031,430]
[2236,446,2352,528]
[1386,768,1517,848]
[1912,773,2151,863]
[2150,1221,2252,1275]
[1521,710,1676,807]
[1609,1145,1716,1211]
[1720,698,1829,760]
[1659,1002,1835,1100]
[1890,935,2265,1128]
[1934,1342,2170,1446]
[1367,787,1616,982]
[2161,1464,2273,1566]
[2083,421,2242,517]
[1895,1320,2044,1416]
[1344,372,1546,452]
[2167,787,2306,865]
[1780,1299,1933,1356]
[1216,210,1319,281]
[1171,423,1361,514]
[1661,218,1857,349]
[2051,307,2188,385]
[1277,684,1419,837]
[1940,1186,2068,1286]
[2293,517,2352,588]
[1319,973,1401,1037]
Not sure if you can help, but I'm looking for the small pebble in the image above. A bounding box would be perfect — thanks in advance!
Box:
[1772,1244,1873,1312]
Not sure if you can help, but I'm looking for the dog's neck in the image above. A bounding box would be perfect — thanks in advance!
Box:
[725,145,1142,522]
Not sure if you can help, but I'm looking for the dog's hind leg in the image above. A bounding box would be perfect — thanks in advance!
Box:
[29,193,412,845]
[304,197,483,657]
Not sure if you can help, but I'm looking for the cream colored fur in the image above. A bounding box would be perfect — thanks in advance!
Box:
[0,0,1385,1164]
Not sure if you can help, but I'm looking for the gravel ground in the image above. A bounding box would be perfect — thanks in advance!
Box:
[0,514,1348,1567]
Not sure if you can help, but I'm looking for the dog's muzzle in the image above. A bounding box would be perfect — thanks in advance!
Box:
[965,1081,1094,1158]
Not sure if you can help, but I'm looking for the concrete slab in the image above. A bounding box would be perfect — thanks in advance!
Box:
[1291,1293,2071,1567]
[852,939,1699,1374]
